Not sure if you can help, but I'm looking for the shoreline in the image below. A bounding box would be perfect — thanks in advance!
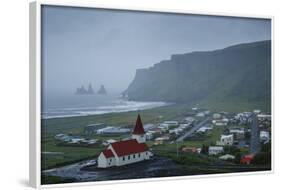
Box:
[42,100,172,120]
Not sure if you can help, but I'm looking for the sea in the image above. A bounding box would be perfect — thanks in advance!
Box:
[42,93,168,119]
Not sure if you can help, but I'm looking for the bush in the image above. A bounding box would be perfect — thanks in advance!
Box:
[252,152,271,165]
[200,144,209,155]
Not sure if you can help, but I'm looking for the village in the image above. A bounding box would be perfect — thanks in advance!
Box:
[52,107,271,168]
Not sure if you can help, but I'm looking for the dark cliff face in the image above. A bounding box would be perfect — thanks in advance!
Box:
[124,40,271,107]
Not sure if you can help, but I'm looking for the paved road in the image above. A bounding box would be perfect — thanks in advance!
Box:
[176,117,210,142]
[250,114,260,154]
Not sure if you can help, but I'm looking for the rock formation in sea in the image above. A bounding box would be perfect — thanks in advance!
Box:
[76,83,94,95]
[97,85,107,95]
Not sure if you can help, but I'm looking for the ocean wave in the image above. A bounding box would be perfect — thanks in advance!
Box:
[42,101,170,119]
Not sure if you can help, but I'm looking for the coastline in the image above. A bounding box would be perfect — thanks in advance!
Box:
[42,100,171,119]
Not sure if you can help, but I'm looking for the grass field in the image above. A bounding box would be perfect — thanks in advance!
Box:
[41,102,267,171]
[41,104,192,170]
[41,104,191,136]
[41,137,103,170]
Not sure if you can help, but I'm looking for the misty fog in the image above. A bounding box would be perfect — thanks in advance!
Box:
[42,5,271,96]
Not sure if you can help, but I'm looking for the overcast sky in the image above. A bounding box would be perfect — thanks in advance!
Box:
[42,5,271,95]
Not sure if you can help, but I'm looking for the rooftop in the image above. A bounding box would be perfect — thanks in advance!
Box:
[102,149,114,158]
[110,139,148,157]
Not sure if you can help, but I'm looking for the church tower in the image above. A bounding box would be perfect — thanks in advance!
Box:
[132,114,146,143]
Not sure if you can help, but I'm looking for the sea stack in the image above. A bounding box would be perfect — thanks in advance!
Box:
[97,85,107,95]
[87,83,94,94]
[75,83,94,95]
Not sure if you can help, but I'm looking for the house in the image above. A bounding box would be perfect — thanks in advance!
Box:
[161,121,179,128]
[217,134,234,146]
[196,125,213,133]
[170,128,184,134]
[96,126,130,134]
[235,112,253,124]
[102,139,117,146]
[158,124,170,131]
[260,131,270,141]
[184,117,195,123]
[54,134,72,142]
[229,128,245,140]
[69,137,84,144]
[219,154,235,160]
[181,146,197,153]
[192,107,198,111]
[145,132,154,140]
[212,120,228,126]
[213,113,222,119]
[240,154,255,165]
[98,114,152,168]
[208,146,224,155]
[84,123,105,135]
[257,114,271,121]
[147,128,162,136]
[154,136,170,145]
[179,123,191,129]
[253,110,261,114]
[143,124,156,131]
[196,112,205,117]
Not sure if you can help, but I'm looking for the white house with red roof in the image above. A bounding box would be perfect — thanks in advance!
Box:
[97,114,152,168]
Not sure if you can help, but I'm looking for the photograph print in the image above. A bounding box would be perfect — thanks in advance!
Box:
[41,5,272,185]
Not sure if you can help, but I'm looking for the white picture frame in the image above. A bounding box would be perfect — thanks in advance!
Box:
[29,1,274,189]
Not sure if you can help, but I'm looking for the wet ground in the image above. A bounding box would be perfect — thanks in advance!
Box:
[42,155,270,184]
[42,156,187,183]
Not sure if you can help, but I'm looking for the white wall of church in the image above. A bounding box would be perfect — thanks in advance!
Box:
[116,151,151,166]
[97,152,116,168]
[97,153,107,168]
[107,157,116,167]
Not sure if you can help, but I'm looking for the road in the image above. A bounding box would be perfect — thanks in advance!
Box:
[176,117,210,142]
[250,114,260,154]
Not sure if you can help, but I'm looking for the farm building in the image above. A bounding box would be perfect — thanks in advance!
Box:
[96,126,130,135]
[229,128,245,140]
[217,134,234,146]
[84,123,106,135]
[209,146,224,155]
[260,131,270,141]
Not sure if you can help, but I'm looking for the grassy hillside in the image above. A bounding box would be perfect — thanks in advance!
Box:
[125,40,271,111]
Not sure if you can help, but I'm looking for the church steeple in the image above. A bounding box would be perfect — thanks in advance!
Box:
[132,114,146,143]
[133,114,145,135]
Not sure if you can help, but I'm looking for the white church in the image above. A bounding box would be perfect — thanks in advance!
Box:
[97,114,152,168]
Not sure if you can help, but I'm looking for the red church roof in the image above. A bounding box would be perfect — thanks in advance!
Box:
[102,149,114,158]
[110,139,148,157]
[133,114,145,135]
